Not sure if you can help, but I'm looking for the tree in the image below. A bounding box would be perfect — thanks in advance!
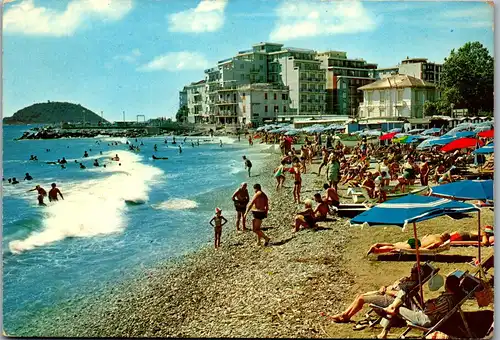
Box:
[175,105,188,122]
[440,41,494,114]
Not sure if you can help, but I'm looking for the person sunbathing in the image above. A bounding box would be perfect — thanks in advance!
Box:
[450,226,494,246]
[367,233,451,255]
[328,263,423,323]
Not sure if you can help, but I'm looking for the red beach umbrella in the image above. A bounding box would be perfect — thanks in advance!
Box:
[379,132,398,141]
[440,137,484,153]
[478,129,494,138]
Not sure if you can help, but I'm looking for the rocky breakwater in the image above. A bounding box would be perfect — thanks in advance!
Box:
[17,128,149,140]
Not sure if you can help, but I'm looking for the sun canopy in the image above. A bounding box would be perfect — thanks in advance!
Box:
[422,128,441,135]
[440,137,483,153]
[416,136,457,150]
[478,129,494,138]
[473,144,494,154]
[455,131,477,138]
[350,195,478,228]
[380,131,398,141]
[430,180,494,201]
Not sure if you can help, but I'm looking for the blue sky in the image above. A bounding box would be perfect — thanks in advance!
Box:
[3,0,494,121]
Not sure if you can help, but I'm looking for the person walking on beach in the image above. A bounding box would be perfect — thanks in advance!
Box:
[28,185,47,206]
[289,161,302,204]
[273,160,287,190]
[48,183,64,202]
[232,183,250,231]
[326,154,340,191]
[242,156,252,177]
[209,208,227,249]
[248,135,253,146]
[244,184,270,246]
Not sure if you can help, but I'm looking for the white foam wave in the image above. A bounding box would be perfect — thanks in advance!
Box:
[101,137,128,144]
[8,151,164,254]
[152,199,198,210]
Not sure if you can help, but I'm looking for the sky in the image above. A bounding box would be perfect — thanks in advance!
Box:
[2,0,494,122]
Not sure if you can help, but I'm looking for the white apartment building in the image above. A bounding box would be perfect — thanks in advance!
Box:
[238,83,290,126]
[269,47,326,117]
[374,58,443,85]
[185,80,210,123]
[358,75,437,120]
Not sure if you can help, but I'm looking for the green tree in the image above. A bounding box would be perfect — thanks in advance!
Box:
[175,105,188,122]
[440,41,494,114]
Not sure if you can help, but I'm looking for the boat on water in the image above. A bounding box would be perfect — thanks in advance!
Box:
[345,186,429,204]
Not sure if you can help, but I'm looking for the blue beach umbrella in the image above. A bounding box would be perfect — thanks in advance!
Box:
[351,195,478,228]
[455,131,477,138]
[473,144,494,154]
[430,180,494,202]
[416,136,457,150]
[422,128,441,135]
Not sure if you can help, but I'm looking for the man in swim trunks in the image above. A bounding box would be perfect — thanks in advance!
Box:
[317,147,329,176]
[323,183,340,208]
[232,182,250,231]
[48,183,64,202]
[28,185,47,206]
[244,183,270,246]
[367,233,450,255]
[313,193,329,221]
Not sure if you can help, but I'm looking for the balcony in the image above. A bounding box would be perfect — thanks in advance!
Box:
[215,100,238,105]
[218,85,238,92]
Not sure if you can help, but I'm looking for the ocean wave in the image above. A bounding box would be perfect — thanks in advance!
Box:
[152,199,198,210]
[8,151,164,254]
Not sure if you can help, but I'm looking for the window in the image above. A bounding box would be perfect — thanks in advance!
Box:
[241,74,245,81]
[284,106,287,113]
[240,63,244,69]
[379,91,385,103]
[397,89,404,102]
[265,105,268,113]
[367,91,373,104]
[274,105,279,113]
[282,93,287,100]
[233,94,236,101]
[264,93,268,100]
[274,93,277,100]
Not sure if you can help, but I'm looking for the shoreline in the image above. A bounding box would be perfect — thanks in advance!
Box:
[13,147,355,338]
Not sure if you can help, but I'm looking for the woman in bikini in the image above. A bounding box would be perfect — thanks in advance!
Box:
[289,162,302,204]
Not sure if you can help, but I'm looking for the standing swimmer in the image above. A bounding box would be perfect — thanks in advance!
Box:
[28,185,47,206]
[48,183,64,202]
[179,145,182,154]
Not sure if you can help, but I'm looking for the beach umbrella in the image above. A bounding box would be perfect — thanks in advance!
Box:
[285,129,300,136]
[408,128,425,134]
[380,131,398,141]
[478,129,494,138]
[455,131,477,138]
[388,128,402,133]
[430,180,493,202]
[416,136,458,150]
[440,137,484,153]
[400,135,422,144]
[351,195,479,304]
[422,128,441,135]
[473,144,494,154]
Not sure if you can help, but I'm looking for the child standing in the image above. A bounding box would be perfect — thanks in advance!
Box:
[209,208,227,249]
[273,160,287,190]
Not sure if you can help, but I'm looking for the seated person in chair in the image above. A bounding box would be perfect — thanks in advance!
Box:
[376,275,461,339]
[329,263,424,323]
[367,233,450,255]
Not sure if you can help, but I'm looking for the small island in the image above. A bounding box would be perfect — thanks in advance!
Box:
[3,101,106,125]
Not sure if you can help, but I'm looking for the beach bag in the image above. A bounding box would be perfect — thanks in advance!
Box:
[474,279,494,307]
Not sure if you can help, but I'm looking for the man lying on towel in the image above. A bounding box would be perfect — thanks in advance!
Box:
[367,233,450,255]
[328,263,423,323]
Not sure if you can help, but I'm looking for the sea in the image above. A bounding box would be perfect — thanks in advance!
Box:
[2,125,274,333]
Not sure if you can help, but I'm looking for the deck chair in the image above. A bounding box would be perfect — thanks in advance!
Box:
[348,187,378,204]
[398,271,483,339]
[364,263,440,328]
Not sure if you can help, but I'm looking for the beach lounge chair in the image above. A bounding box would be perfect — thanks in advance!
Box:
[347,187,378,204]
[363,263,440,328]
[397,271,483,339]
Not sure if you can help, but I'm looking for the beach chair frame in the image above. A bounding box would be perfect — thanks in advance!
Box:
[398,271,482,339]
[365,263,440,328]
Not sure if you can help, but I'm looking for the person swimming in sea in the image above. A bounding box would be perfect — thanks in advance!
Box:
[154,144,158,151]
[152,155,168,160]
[24,173,33,181]
[83,151,89,158]
[220,139,223,147]
[61,164,66,169]
[93,159,99,167]
[191,142,195,148]
[60,157,67,164]
[111,154,120,161]
[48,183,64,202]
[179,145,182,154]
[80,163,86,169]
[11,177,19,185]
[28,185,47,206]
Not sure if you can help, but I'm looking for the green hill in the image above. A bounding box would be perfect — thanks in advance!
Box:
[3,102,108,125]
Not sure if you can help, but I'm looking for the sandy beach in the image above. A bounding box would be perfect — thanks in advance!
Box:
[15,147,494,338]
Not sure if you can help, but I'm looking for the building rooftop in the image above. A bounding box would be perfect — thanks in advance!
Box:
[358,74,435,90]
[252,42,284,47]
[283,47,317,53]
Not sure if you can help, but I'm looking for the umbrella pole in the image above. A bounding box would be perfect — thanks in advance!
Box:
[413,222,424,306]
[477,209,482,275]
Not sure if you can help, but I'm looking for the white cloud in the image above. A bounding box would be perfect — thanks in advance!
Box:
[3,0,133,36]
[168,0,228,33]
[269,1,377,41]
[138,52,210,72]
[114,49,142,63]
